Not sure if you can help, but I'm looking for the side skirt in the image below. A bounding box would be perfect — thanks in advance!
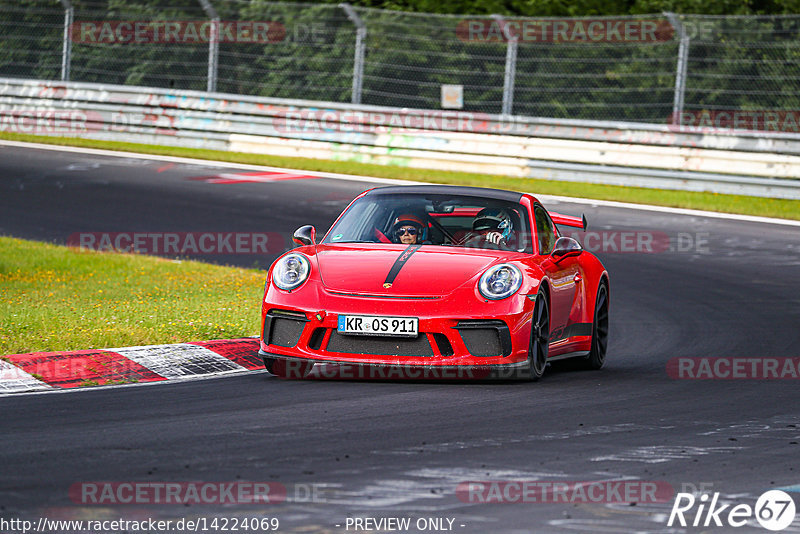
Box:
[547,350,590,362]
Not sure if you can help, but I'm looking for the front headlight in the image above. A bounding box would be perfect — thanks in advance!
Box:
[479,264,522,300]
[272,253,310,291]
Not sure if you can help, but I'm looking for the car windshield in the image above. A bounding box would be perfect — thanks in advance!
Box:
[322,193,532,253]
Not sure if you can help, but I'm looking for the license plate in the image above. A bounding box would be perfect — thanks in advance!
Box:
[337,315,419,337]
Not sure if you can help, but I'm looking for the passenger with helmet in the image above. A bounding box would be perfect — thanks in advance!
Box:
[464,208,515,250]
[390,213,426,245]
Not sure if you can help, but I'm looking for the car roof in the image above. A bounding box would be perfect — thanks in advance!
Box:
[366,184,524,203]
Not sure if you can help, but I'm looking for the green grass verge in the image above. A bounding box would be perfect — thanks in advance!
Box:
[2,132,799,220]
[0,236,263,355]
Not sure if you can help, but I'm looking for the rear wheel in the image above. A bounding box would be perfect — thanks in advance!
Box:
[527,289,549,381]
[582,282,609,370]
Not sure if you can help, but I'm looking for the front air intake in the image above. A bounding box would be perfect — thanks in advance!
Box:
[264,310,307,348]
[326,331,434,356]
[455,320,512,357]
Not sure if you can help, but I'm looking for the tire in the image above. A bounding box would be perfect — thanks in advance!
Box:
[527,288,550,381]
[263,357,277,374]
[263,357,312,379]
[582,282,609,370]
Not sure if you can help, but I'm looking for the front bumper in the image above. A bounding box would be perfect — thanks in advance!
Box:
[259,291,534,369]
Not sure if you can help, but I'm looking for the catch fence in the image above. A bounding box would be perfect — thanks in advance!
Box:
[3,2,800,127]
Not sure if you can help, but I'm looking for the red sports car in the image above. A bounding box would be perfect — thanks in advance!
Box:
[259,185,609,380]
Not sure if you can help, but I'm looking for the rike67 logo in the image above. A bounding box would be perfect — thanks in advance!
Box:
[668,490,796,530]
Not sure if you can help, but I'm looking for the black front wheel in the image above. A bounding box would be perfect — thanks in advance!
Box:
[527,289,550,381]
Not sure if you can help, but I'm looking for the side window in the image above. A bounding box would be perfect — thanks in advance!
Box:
[534,205,556,255]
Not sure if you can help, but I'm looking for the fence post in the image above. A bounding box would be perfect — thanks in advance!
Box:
[340,3,366,105]
[491,14,517,116]
[664,12,689,124]
[198,0,219,93]
[59,0,72,81]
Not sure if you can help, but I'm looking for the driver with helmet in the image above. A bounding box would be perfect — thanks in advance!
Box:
[464,208,515,250]
[390,213,426,245]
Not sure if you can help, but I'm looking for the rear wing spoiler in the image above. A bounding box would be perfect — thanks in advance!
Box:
[549,212,588,231]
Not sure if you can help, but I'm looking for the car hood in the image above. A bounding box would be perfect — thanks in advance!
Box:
[315,244,505,296]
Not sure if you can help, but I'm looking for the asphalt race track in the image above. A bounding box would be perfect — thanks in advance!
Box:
[1,142,799,533]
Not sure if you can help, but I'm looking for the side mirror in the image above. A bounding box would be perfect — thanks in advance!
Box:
[551,236,582,262]
[293,225,316,246]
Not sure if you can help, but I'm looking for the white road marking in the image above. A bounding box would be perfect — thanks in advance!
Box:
[0,359,51,393]
[591,445,743,463]
[110,343,246,379]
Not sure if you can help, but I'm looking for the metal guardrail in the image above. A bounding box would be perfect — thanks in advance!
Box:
[5,3,800,125]
[1,77,799,200]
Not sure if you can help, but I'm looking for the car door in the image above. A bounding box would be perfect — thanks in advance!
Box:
[533,204,580,342]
